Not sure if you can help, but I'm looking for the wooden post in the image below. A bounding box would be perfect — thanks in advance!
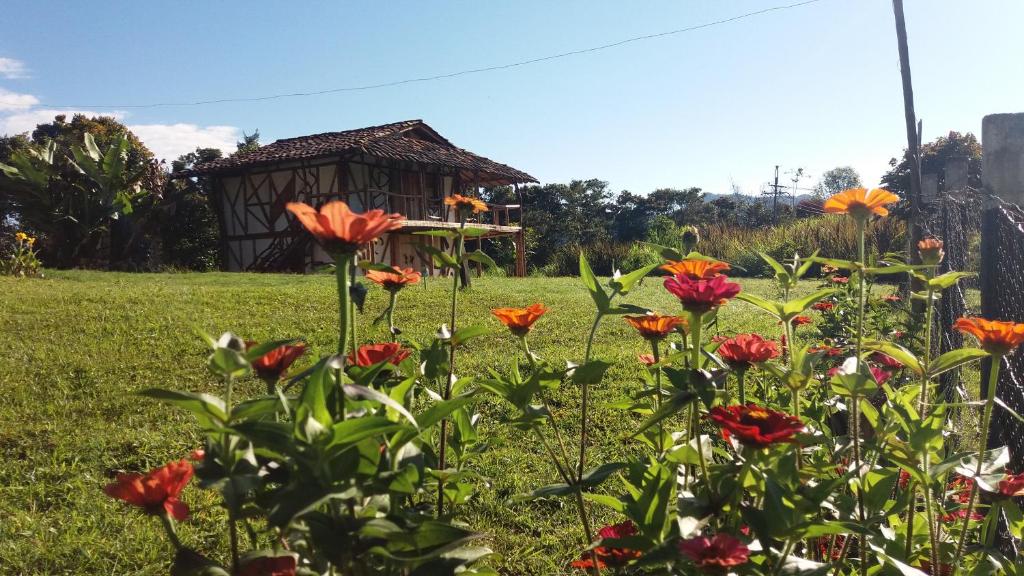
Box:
[891,0,926,301]
[515,228,526,277]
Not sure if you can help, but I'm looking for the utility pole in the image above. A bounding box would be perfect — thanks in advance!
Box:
[761,165,789,221]
[892,0,924,294]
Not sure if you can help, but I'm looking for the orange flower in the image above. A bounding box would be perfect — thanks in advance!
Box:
[104,460,193,520]
[365,267,422,290]
[247,341,307,381]
[285,201,403,255]
[823,187,899,218]
[347,342,412,367]
[445,194,489,214]
[492,303,548,337]
[660,258,730,279]
[955,317,1024,356]
[624,313,686,340]
[918,237,945,265]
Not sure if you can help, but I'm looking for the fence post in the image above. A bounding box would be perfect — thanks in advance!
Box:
[937,157,969,401]
[980,113,1024,452]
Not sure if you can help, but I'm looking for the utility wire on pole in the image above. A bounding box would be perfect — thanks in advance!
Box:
[762,165,791,222]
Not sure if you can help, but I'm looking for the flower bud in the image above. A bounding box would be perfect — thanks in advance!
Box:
[917,237,944,265]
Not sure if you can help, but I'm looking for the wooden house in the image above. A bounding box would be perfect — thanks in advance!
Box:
[179,120,536,274]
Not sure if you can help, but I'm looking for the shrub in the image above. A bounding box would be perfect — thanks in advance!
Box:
[1,231,43,277]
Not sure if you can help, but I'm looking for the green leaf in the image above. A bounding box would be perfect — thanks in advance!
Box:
[464,250,496,269]
[452,324,490,347]
[231,397,283,421]
[580,462,626,487]
[781,288,837,319]
[579,252,610,312]
[927,348,988,379]
[640,241,684,262]
[808,256,859,270]
[864,341,923,376]
[864,264,920,276]
[358,261,403,274]
[413,230,459,239]
[795,249,819,278]
[208,347,250,379]
[326,417,408,453]
[928,271,976,290]
[139,388,227,425]
[459,227,490,238]
[608,263,658,295]
[571,360,611,386]
[415,244,459,268]
[736,293,784,319]
[343,384,418,427]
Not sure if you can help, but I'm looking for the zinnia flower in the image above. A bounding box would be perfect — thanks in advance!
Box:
[365,267,421,290]
[247,341,307,381]
[445,194,489,214]
[347,342,412,367]
[870,351,903,370]
[870,365,892,386]
[997,473,1024,498]
[492,303,548,337]
[791,315,812,327]
[570,521,642,570]
[624,313,686,340]
[955,317,1024,356]
[918,237,945,265]
[677,533,750,570]
[717,334,779,370]
[884,294,902,303]
[707,404,804,447]
[104,459,193,520]
[237,555,297,576]
[638,353,658,367]
[15,231,28,242]
[830,276,850,284]
[664,274,740,315]
[660,258,730,279]
[812,301,834,311]
[940,509,983,523]
[286,201,403,255]
[823,187,900,218]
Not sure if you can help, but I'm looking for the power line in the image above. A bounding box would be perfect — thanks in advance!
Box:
[46,0,828,109]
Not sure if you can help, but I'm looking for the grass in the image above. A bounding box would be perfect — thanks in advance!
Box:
[0,270,906,574]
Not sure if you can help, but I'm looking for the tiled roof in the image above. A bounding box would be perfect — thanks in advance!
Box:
[178,119,536,184]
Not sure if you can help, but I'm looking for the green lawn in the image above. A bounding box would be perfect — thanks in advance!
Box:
[0,271,834,574]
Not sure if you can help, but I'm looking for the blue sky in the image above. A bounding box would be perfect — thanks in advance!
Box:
[1,0,1021,196]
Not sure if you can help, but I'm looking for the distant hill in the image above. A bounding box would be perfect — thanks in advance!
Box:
[701,192,818,205]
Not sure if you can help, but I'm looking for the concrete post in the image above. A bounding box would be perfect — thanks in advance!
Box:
[982,113,1024,207]
[921,173,938,205]
[944,156,969,193]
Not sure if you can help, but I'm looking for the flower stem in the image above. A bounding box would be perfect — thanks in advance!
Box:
[737,370,746,406]
[336,255,352,356]
[387,290,398,334]
[953,357,1002,564]
[651,339,665,453]
[577,310,604,479]
[853,217,868,576]
[916,269,941,571]
[158,513,183,549]
[689,312,710,486]
[437,220,465,516]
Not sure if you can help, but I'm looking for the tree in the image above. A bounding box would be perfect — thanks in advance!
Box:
[161,148,223,270]
[235,130,261,154]
[881,131,982,200]
[0,119,161,268]
[815,166,862,199]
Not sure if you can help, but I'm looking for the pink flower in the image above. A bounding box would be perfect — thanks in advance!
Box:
[664,274,741,315]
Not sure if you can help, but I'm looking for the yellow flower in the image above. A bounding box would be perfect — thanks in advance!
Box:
[15,232,28,242]
[26,237,35,246]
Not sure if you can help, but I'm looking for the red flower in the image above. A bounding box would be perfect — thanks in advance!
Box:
[816,535,845,561]
[870,351,903,370]
[624,313,687,340]
[810,344,844,357]
[707,404,804,448]
[678,533,750,570]
[104,460,193,520]
[791,315,812,327]
[664,274,741,315]
[812,301,834,311]
[492,303,549,337]
[940,509,983,523]
[884,294,902,303]
[365,267,421,290]
[955,316,1024,356]
[830,276,850,284]
[870,365,892,386]
[997,473,1024,497]
[570,521,642,570]
[899,469,911,490]
[892,330,907,339]
[237,555,297,576]
[717,334,779,370]
[638,353,657,367]
[248,341,307,381]
[347,342,412,367]
[286,201,403,255]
